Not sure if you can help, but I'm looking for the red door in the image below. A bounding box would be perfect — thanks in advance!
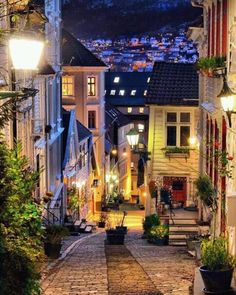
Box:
[163,177,187,205]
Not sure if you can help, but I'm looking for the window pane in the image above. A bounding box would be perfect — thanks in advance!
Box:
[180,126,190,146]
[87,77,96,96]
[167,126,176,146]
[62,76,74,96]
[88,111,96,129]
[167,113,177,122]
[180,113,190,123]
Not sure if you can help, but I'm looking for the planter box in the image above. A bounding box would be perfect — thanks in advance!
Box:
[106,229,125,245]
[44,242,62,259]
[116,226,128,234]
[165,152,190,159]
[148,236,169,246]
[200,266,234,293]
[98,221,106,228]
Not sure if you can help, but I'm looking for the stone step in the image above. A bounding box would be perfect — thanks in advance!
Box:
[169,231,198,235]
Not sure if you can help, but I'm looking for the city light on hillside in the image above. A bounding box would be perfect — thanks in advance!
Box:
[9,38,44,70]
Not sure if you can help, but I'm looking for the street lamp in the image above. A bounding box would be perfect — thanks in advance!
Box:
[9,37,44,70]
[126,128,139,148]
[218,76,236,128]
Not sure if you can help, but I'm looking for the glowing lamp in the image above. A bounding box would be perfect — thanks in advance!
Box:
[126,128,139,148]
[9,38,44,70]
[218,77,236,128]
[189,136,197,146]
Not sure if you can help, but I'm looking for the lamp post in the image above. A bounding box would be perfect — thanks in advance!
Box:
[218,76,236,128]
[126,127,150,216]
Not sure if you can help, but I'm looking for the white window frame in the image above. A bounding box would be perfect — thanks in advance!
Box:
[165,111,192,147]
[119,89,125,96]
[87,75,98,98]
[131,90,136,96]
[110,90,116,95]
[139,107,144,113]
[127,107,132,113]
[62,75,74,97]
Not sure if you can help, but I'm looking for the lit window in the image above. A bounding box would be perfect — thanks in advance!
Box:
[87,76,96,96]
[131,162,134,168]
[114,77,120,83]
[144,90,147,96]
[166,112,191,147]
[147,77,150,83]
[127,107,132,113]
[131,90,136,96]
[139,107,144,113]
[119,90,125,96]
[88,110,96,129]
[138,123,145,132]
[110,90,116,95]
[62,76,74,96]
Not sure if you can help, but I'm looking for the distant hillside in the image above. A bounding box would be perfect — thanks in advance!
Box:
[62,0,202,39]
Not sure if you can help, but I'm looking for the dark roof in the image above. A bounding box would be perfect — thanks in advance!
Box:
[146,62,199,106]
[38,61,55,75]
[105,103,131,128]
[105,72,149,106]
[62,29,107,67]
[76,121,92,142]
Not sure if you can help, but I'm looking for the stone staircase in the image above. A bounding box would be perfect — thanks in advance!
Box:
[169,216,199,246]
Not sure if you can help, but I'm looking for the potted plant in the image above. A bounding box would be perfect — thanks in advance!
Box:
[105,211,127,245]
[197,56,225,77]
[199,237,235,293]
[98,212,108,228]
[143,213,160,238]
[147,224,169,246]
[44,224,69,259]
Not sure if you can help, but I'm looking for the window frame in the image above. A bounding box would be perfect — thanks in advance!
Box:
[87,76,97,97]
[88,110,97,129]
[62,75,74,97]
[127,107,132,113]
[165,111,192,147]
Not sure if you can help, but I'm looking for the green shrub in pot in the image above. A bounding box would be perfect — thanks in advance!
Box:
[147,224,169,245]
[143,214,160,236]
[199,237,236,292]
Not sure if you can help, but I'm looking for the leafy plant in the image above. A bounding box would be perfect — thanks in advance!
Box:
[197,56,226,73]
[143,214,160,234]
[201,238,235,271]
[99,212,108,223]
[45,224,69,244]
[162,146,192,154]
[148,225,169,239]
[194,175,217,210]
[0,142,44,295]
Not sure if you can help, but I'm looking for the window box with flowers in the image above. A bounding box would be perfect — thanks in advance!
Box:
[197,56,225,78]
[162,147,192,159]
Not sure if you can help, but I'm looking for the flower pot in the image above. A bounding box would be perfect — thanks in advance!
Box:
[44,242,62,259]
[199,266,234,293]
[98,221,106,228]
[106,229,125,245]
[116,226,127,234]
[193,240,202,260]
[148,236,169,246]
[186,238,195,251]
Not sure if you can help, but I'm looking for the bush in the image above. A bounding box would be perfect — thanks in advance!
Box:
[201,238,235,271]
[194,175,216,209]
[148,225,169,239]
[45,224,69,244]
[143,214,160,234]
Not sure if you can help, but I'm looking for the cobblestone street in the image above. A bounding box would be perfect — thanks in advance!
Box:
[41,230,196,295]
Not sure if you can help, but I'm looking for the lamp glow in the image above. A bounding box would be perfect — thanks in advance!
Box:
[9,38,44,70]
[126,128,139,148]
[189,136,197,146]
[220,95,234,112]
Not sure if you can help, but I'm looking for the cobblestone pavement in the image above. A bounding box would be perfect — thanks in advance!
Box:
[41,230,196,295]
[106,245,162,295]
[41,233,108,295]
[126,231,196,295]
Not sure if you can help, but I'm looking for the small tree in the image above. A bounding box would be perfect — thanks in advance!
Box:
[0,142,44,295]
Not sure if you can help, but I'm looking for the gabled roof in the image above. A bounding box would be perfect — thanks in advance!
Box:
[62,29,107,67]
[146,62,199,106]
[76,121,92,142]
[105,103,131,128]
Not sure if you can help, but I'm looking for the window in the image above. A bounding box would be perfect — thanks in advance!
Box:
[166,112,191,147]
[127,107,132,113]
[147,77,150,83]
[62,76,74,96]
[138,123,145,132]
[131,90,136,96]
[139,107,144,113]
[114,77,120,83]
[88,111,96,129]
[119,90,125,96]
[110,90,116,95]
[144,90,147,96]
[87,76,96,96]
